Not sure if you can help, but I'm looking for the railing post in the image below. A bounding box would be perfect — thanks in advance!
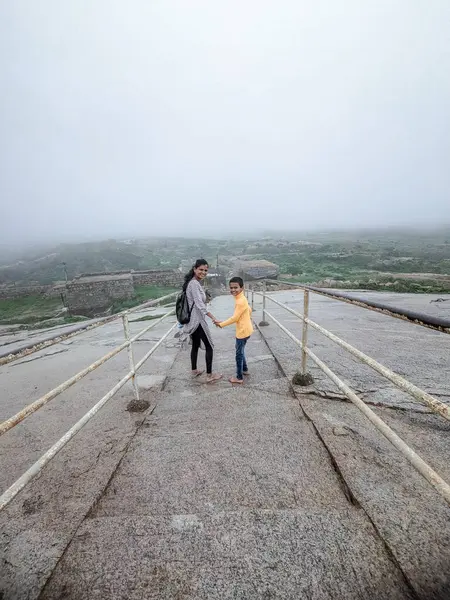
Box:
[301,289,309,374]
[262,287,266,318]
[122,313,140,401]
[251,287,254,311]
[292,288,314,386]
[259,280,269,326]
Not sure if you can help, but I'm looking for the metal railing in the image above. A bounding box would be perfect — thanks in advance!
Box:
[264,279,450,334]
[251,285,450,505]
[0,295,178,511]
[0,291,178,367]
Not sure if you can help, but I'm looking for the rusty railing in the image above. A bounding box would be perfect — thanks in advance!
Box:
[252,284,450,505]
[0,294,177,510]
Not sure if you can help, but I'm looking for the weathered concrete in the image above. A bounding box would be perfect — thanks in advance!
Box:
[0,307,176,493]
[37,301,414,600]
[39,510,414,600]
[257,290,450,406]
[1,292,449,599]
[254,290,450,598]
[0,311,180,599]
[327,289,450,320]
[0,316,104,360]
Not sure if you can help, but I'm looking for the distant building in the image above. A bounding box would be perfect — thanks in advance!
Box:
[234,260,280,281]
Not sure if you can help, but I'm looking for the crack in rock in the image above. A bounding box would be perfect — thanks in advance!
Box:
[11,348,68,366]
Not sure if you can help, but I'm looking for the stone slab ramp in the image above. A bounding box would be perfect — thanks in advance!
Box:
[254,298,450,600]
[39,323,414,600]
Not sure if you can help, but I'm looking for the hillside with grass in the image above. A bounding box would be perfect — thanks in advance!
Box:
[0,226,449,294]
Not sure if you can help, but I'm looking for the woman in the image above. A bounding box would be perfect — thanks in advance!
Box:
[182,259,222,383]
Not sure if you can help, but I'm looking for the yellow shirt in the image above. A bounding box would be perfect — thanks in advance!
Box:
[219,292,254,339]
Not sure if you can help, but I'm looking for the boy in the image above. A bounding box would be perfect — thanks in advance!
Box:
[215,277,253,384]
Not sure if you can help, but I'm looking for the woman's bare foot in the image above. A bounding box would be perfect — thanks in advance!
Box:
[229,377,244,384]
[191,370,204,378]
[205,373,223,383]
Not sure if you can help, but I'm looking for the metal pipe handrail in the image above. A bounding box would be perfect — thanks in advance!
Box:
[0,291,178,367]
[262,308,450,506]
[0,320,177,511]
[264,279,450,334]
[0,310,175,436]
[256,292,450,422]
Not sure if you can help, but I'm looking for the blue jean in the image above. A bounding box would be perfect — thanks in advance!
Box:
[235,337,250,380]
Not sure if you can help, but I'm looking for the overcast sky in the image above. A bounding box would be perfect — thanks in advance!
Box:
[1,1,449,244]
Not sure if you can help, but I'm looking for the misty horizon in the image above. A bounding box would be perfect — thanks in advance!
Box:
[1,1,449,246]
[2,222,450,258]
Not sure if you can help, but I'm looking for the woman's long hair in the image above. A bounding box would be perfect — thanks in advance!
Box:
[182,258,208,292]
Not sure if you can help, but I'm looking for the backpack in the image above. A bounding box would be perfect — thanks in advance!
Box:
[176,290,193,325]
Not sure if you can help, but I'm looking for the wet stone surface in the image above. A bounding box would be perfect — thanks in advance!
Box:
[1,293,449,599]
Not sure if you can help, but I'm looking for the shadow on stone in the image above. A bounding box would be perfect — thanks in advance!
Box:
[22,496,44,516]
[292,372,314,386]
[126,398,151,413]
[259,321,270,327]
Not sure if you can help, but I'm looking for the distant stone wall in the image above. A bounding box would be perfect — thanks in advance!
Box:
[0,269,182,312]
[45,285,67,299]
[0,284,52,299]
[66,274,134,316]
[75,269,183,287]
[76,270,131,278]
[0,283,69,301]
[132,270,183,287]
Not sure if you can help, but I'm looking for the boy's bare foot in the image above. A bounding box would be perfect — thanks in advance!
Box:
[229,377,244,384]
[206,373,223,383]
[191,370,204,378]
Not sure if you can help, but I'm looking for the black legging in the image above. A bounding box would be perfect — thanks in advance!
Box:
[191,325,213,374]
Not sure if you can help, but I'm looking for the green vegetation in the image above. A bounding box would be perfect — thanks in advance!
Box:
[0,285,177,326]
[281,276,450,294]
[0,295,93,328]
[349,277,450,294]
[248,228,450,292]
[0,295,64,325]
[1,227,449,297]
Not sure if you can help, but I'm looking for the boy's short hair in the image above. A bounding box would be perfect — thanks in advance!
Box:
[229,276,244,287]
